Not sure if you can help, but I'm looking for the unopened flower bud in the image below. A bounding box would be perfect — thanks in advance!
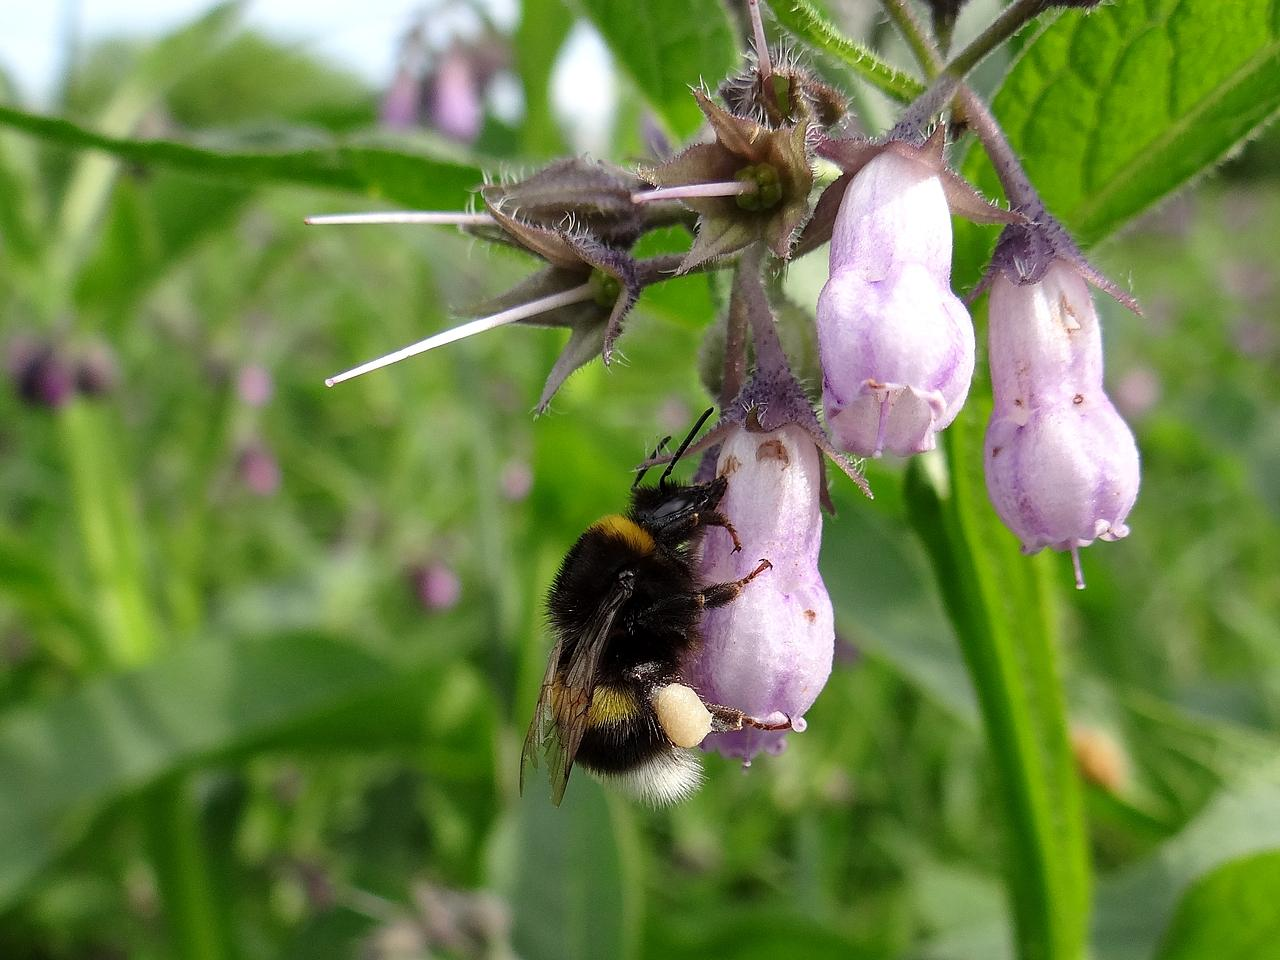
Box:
[688,423,832,759]
[984,261,1140,580]
[817,149,975,457]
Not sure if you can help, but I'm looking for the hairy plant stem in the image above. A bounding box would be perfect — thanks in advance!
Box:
[763,0,925,103]
[879,0,1042,208]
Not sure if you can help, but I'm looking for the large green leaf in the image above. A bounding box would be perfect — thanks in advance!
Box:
[0,633,406,908]
[1154,852,1280,960]
[1092,777,1280,960]
[488,780,642,960]
[574,0,739,137]
[821,478,978,725]
[960,0,1280,277]
[0,105,485,209]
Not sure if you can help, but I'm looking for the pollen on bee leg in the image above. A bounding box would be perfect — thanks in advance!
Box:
[652,683,713,748]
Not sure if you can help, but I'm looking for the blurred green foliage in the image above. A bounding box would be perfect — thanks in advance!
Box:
[1,2,1278,959]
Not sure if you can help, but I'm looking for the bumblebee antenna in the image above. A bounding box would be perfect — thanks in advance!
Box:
[660,407,716,489]
[633,435,672,489]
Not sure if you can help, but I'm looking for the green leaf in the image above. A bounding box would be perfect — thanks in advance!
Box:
[903,394,1089,960]
[963,0,1280,258]
[1093,777,1280,960]
[516,0,575,155]
[649,911,877,960]
[1154,852,1280,960]
[821,479,978,725]
[0,633,404,909]
[0,105,484,209]
[573,0,739,137]
[488,781,642,960]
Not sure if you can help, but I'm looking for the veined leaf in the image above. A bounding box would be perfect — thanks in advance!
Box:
[574,0,738,137]
[0,105,485,209]
[959,0,1280,282]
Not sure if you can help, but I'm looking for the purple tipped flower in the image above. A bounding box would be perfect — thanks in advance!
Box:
[817,149,975,457]
[688,423,832,760]
[984,261,1139,580]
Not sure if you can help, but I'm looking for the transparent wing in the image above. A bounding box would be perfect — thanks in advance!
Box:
[520,574,634,805]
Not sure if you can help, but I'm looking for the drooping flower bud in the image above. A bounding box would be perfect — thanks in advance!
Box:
[687,422,832,759]
[984,260,1140,582]
[816,145,975,457]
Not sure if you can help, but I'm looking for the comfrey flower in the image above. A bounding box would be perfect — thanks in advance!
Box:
[688,421,831,759]
[984,258,1140,586]
[672,246,868,761]
[814,135,1015,458]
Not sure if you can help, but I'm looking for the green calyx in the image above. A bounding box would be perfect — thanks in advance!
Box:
[735,163,784,212]
[589,269,622,307]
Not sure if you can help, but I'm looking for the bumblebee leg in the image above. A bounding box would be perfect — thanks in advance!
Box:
[699,511,742,552]
[697,558,771,609]
[706,702,794,732]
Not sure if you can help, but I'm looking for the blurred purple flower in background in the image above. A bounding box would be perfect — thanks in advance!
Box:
[236,364,274,408]
[413,561,462,612]
[237,441,282,497]
[8,336,76,410]
[427,43,482,144]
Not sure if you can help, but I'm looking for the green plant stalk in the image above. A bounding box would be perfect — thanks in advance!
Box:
[57,401,159,667]
[905,400,1090,960]
[57,400,229,960]
[764,0,925,103]
[880,0,942,80]
[142,778,228,960]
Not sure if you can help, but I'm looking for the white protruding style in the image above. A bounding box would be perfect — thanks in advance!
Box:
[304,211,494,226]
[630,181,757,204]
[324,281,596,387]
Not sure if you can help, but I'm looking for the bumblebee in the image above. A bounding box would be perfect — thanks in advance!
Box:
[521,410,790,806]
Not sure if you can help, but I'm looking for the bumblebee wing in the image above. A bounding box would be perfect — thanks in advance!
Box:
[519,635,563,786]
[520,575,634,806]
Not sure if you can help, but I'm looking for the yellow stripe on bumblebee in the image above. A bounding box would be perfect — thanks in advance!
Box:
[589,514,656,554]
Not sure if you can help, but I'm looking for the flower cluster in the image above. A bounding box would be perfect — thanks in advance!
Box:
[314,0,1143,762]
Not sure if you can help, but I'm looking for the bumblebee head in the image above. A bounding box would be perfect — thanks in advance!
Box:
[630,476,728,542]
